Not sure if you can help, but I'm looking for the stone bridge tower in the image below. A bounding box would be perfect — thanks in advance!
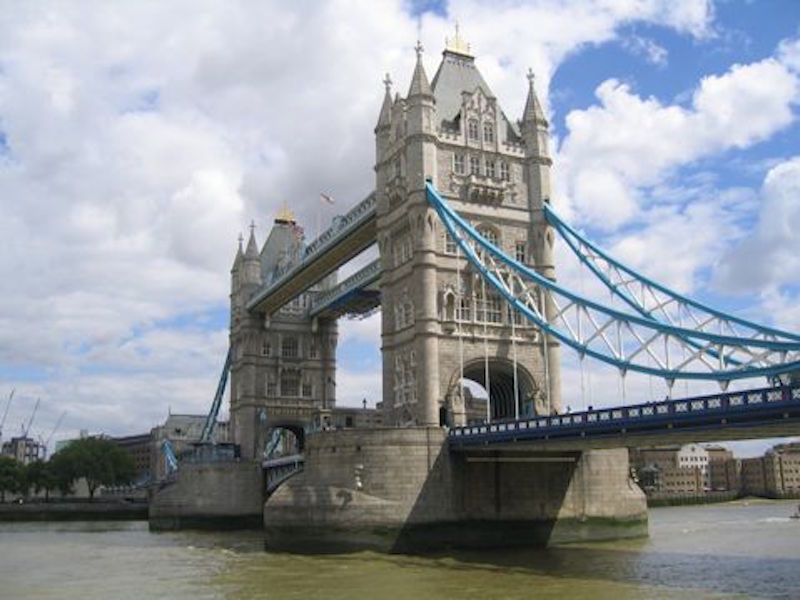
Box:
[375,34,561,428]
[229,214,338,460]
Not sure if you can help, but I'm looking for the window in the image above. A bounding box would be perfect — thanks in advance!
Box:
[500,161,510,181]
[394,157,402,178]
[302,382,312,397]
[470,156,480,176]
[515,241,526,263]
[393,234,413,267]
[261,339,271,356]
[281,370,299,397]
[308,341,318,359]
[456,297,471,322]
[483,121,494,143]
[445,234,457,255]
[453,154,465,175]
[468,118,479,141]
[281,336,298,358]
[485,293,502,324]
[486,160,496,179]
[478,227,498,246]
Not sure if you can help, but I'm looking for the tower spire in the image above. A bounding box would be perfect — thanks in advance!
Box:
[407,40,433,98]
[522,68,548,126]
[245,220,259,259]
[376,72,393,129]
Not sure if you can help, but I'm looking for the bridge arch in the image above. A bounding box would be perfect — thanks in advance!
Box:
[446,358,543,424]
[255,413,306,459]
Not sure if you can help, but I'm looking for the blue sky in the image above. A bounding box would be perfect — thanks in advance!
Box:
[0,1,798,457]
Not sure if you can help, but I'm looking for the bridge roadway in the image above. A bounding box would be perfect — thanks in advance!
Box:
[247,191,377,315]
[448,383,800,453]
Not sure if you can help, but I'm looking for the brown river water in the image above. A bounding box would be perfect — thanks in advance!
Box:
[1,499,798,599]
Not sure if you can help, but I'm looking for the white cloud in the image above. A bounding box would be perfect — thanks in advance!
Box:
[716,157,800,294]
[0,0,729,442]
[621,34,669,66]
[558,48,799,229]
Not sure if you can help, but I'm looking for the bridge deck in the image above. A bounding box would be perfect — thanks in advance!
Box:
[449,384,800,452]
[247,193,377,315]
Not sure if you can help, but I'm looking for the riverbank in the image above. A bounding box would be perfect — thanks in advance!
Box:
[0,500,147,521]
[646,491,800,507]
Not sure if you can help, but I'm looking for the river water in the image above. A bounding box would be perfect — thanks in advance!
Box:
[1,499,798,599]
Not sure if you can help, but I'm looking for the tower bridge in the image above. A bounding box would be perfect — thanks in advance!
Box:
[150,35,800,548]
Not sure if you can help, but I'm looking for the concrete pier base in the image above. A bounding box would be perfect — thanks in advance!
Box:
[149,461,264,530]
[264,427,647,552]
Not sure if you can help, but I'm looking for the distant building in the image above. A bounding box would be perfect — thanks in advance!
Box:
[632,443,733,497]
[706,445,734,491]
[150,414,230,481]
[741,443,800,498]
[676,444,710,490]
[1,436,44,464]
[111,433,152,484]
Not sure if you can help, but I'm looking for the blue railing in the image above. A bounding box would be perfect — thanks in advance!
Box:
[448,383,800,447]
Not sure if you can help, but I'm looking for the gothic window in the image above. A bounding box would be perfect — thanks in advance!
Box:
[500,161,510,181]
[302,382,312,397]
[394,297,415,329]
[470,155,480,176]
[507,304,523,326]
[456,296,472,322]
[483,122,494,143]
[309,341,318,359]
[267,381,277,397]
[478,226,498,246]
[453,153,465,175]
[482,292,502,324]
[468,118,479,141]
[261,338,271,356]
[515,241,527,263]
[393,351,417,406]
[393,233,413,267]
[445,233,457,255]
[280,370,300,397]
[281,336,298,359]
[486,159,496,179]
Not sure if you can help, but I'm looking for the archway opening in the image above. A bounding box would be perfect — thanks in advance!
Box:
[261,424,305,459]
[461,359,539,421]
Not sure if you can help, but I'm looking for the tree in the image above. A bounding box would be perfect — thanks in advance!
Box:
[0,456,24,502]
[25,460,56,501]
[51,437,135,499]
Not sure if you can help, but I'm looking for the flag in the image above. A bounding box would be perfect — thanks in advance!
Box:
[320,193,335,205]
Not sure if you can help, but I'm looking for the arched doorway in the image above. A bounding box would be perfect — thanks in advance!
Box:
[457,358,541,421]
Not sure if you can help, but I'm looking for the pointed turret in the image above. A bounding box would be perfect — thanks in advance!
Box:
[522,69,548,128]
[243,221,262,286]
[376,74,393,130]
[232,233,244,273]
[407,41,433,99]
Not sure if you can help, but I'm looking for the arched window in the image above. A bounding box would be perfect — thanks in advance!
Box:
[467,118,479,141]
[483,121,494,143]
[470,155,480,175]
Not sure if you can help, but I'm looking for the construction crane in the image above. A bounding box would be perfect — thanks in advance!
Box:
[22,397,40,438]
[42,411,66,459]
[0,388,14,444]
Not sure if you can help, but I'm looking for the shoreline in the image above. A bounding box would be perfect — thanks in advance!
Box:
[0,500,148,521]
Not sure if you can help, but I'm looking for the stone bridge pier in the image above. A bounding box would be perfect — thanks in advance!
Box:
[263,427,647,552]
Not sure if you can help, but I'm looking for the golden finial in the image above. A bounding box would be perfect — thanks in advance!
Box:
[276,206,295,223]
[445,21,472,57]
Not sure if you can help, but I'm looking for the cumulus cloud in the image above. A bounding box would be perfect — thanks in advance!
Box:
[0,0,724,442]
[558,45,799,229]
[716,157,800,294]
